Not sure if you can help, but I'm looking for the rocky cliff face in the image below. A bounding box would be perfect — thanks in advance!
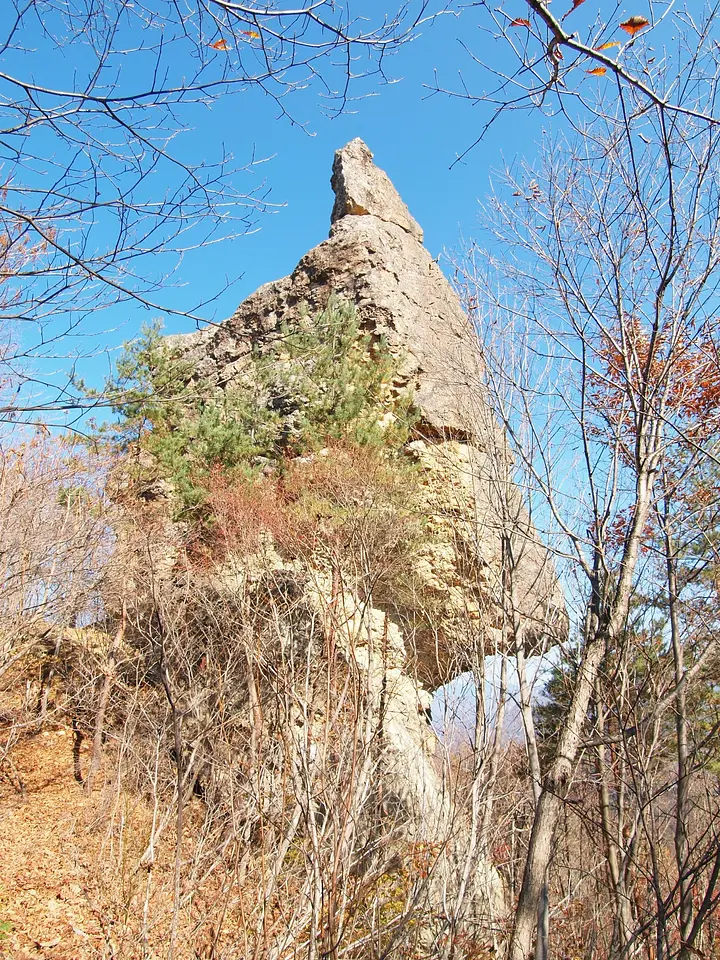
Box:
[174,138,565,688]
[168,140,566,937]
[180,139,481,440]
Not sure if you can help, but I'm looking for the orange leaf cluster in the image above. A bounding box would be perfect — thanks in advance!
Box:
[601,508,656,554]
[591,316,720,445]
[209,32,259,51]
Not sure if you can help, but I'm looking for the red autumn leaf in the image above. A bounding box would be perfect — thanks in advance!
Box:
[210,38,230,51]
[510,18,531,27]
[595,41,620,50]
[619,16,650,36]
[586,67,607,75]
[590,316,720,451]
[241,30,261,39]
[562,0,586,20]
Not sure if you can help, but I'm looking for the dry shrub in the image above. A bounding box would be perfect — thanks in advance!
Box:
[279,441,423,568]
[188,442,423,579]
[0,433,114,680]
[189,463,285,564]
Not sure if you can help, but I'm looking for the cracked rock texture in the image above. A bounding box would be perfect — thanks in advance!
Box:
[173,137,565,688]
[174,138,487,439]
[168,137,570,932]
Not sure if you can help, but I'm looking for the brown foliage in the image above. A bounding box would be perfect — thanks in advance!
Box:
[188,442,422,576]
[591,316,720,445]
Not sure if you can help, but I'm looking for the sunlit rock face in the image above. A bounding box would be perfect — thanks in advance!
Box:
[168,141,569,930]
[173,137,566,690]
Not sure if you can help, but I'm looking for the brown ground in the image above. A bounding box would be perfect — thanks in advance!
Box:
[0,724,109,959]
[0,716,250,960]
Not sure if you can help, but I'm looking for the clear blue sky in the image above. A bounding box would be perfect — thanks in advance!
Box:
[4,0,656,405]
[68,4,555,389]
[176,11,544,322]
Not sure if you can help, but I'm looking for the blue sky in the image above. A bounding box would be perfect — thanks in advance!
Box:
[2,0,663,409]
[129,12,541,325]
[432,655,557,746]
[184,11,546,318]
[28,2,558,397]
[135,0,661,343]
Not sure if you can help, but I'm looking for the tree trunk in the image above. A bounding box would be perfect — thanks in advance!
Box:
[85,604,126,794]
[663,505,692,960]
[515,640,548,960]
[160,653,184,960]
[509,469,654,960]
[594,681,634,954]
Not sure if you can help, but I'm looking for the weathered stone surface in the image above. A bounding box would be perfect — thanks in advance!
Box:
[404,437,567,681]
[171,141,485,440]
[206,550,507,932]
[330,137,424,242]
[163,139,571,932]
[171,138,566,689]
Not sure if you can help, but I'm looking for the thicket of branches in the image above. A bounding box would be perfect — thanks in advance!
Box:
[447,4,720,959]
[2,3,720,960]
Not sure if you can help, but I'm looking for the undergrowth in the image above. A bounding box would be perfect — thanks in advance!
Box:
[95,296,418,522]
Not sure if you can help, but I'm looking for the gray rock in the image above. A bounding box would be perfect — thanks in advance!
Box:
[330,137,424,242]
[171,138,566,689]
[163,139,573,939]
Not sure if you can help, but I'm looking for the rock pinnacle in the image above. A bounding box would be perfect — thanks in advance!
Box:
[330,138,424,242]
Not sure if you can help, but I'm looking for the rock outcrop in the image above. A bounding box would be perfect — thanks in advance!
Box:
[173,137,565,688]
[168,139,566,937]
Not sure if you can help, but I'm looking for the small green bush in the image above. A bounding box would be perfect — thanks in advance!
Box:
[256,297,416,452]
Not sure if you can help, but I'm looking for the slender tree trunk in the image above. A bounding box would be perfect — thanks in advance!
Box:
[161,655,184,960]
[515,640,548,960]
[594,681,634,954]
[509,470,654,960]
[663,502,692,960]
[85,603,126,794]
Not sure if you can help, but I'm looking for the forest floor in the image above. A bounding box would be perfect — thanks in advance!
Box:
[0,712,241,960]
[0,722,109,959]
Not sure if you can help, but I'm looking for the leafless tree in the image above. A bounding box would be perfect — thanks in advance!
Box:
[452,14,720,948]
[0,433,113,671]
[0,0,437,428]
[433,2,720,164]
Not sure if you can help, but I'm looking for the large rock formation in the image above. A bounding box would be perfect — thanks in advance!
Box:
[164,141,567,943]
[173,138,565,689]
[165,140,564,936]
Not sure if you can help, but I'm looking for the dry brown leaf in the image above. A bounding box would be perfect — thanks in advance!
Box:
[510,17,531,27]
[586,67,607,75]
[209,38,230,51]
[36,936,62,949]
[562,0,586,20]
[619,16,650,36]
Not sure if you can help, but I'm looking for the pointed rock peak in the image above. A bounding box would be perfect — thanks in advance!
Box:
[330,138,423,242]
